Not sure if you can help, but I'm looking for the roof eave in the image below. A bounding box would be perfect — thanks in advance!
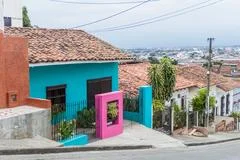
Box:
[29,59,134,67]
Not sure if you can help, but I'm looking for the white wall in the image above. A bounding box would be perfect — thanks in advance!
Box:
[169,85,238,117]
[216,87,234,116]
[167,88,189,110]
[0,0,3,31]
[233,88,240,112]
[3,0,22,27]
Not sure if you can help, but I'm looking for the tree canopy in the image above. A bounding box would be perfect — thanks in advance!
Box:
[22,6,32,27]
[191,88,216,112]
[148,57,176,102]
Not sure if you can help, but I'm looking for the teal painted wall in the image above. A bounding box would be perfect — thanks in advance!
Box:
[61,134,88,146]
[140,86,153,128]
[29,62,119,103]
[123,86,153,128]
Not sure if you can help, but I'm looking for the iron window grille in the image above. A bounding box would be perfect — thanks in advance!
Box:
[46,84,66,115]
[4,17,12,27]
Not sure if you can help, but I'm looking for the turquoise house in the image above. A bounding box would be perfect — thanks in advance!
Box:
[6,27,132,117]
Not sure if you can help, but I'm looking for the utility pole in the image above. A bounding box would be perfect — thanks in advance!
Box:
[206,38,214,128]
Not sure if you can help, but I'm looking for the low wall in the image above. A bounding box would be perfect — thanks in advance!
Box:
[124,111,142,123]
[26,98,51,109]
[123,86,153,128]
[0,106,51,139]
[61,135,88,146]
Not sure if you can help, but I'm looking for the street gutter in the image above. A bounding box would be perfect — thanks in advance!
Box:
[184,137,240,146]
[0,145,154,155]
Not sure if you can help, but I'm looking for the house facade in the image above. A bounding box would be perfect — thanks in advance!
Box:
[30,62,118,107]
[233,88,240,112]
[3,0,22,27]
[5,27,132,112]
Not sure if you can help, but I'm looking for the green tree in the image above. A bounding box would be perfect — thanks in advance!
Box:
[148,56,159,64]
[22,6,32,27]
[148,57,176,102]
[149,57,176,128]
[191,88,216,112]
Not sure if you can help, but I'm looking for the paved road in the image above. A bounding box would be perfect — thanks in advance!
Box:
[1,141,240,160]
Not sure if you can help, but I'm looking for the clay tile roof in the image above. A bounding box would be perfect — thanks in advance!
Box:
[119,63,240,96]
[119,62,150,96]
[119,62,198,96]
[177,64,240,91]
[177,64,225,88]
[217,79,240,91]
[4,27,133,64]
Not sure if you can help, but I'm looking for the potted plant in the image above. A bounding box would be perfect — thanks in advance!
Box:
[107,102,118,125]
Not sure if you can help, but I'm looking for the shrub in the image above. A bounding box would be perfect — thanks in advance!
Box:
[153,99,165,128]
[107,102,118,122]
[51,104,65,115]
[230,112,240,119]
[124,95,139,112]
[173,104,186,129]
[57,120,75,140]
[77,108,95,128]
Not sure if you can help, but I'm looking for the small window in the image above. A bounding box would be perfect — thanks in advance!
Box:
[4,17,12,27]
[181,96,185,110]
[46,85,66,105]
[87,77,112,108]
[177,94,181,98]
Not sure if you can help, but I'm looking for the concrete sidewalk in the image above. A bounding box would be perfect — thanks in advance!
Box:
[88,121,185,149]
[0,121,185,155]
[0,136,61,150]
[173,131,240,146]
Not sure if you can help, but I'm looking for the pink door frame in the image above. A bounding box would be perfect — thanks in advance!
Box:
[95,91,123,139]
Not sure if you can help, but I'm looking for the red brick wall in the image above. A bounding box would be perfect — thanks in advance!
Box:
[26,98,51,109]
[0,33,51,108]
[0,33,5,108]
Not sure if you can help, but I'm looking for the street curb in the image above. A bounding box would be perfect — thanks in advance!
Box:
[184,137,240,146]
[0,145,153,155]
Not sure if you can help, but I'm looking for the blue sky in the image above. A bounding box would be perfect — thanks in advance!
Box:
[23,0,240,48]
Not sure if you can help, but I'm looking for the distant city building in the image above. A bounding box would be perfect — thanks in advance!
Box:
[3,0,22,27]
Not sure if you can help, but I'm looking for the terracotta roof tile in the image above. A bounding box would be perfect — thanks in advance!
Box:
[119,62,197,96]
[119,63,240,96]
[4,27,133,64]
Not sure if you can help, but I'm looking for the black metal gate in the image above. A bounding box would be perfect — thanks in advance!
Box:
[51,101,96,141]
[154,107,172,135]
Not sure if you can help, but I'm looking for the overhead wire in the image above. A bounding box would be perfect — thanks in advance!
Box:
[50,0,161,5]
[90,0,224,32]
[69,0,157,28]
[91,0,215,31]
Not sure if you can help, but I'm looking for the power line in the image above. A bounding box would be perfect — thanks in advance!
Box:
[70,0,155,29]
[91,0,224,32]
[50,0,160,5]
[92,0,216,31]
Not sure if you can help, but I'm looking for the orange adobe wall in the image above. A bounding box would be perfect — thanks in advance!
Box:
[0,32,51,109]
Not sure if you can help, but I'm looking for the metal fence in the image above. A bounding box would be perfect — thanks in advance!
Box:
[154,107,172,135]
[51,100,96,141]
[123,95,139,113]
